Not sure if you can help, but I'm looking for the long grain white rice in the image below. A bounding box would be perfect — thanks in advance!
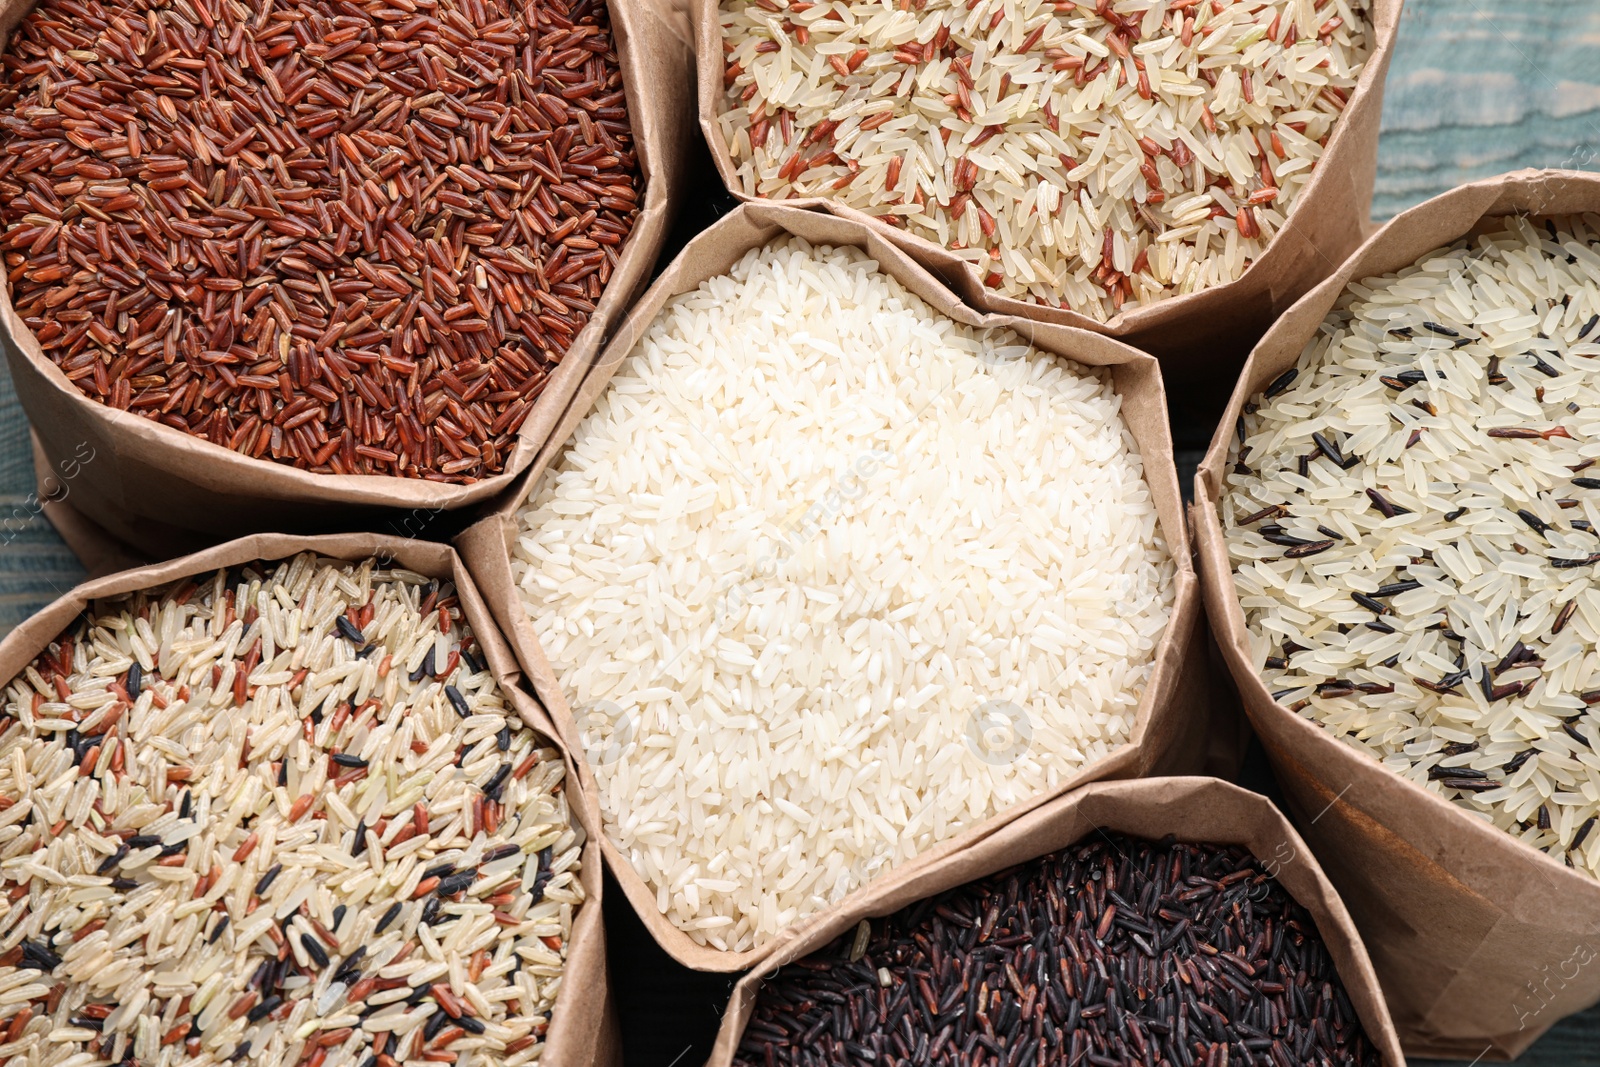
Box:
[513,236,1174,950]
[1223,215,1600,879]
[0,554,582,1067]
[716,0,1374,319]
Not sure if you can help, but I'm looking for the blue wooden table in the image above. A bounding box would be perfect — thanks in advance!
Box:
[4,0,1600,1060]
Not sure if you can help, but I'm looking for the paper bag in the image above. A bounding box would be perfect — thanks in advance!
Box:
[456,200,1215,972]
[689,0,1402,368]
[705,776,1406,1067]
[1192,169,1600,1059]
[0,532,618,1067]
[0,0,693,558]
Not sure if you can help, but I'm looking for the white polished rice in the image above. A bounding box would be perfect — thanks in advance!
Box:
[0,554,582,1067]
[1223,216,1600,879]
[513,237,1174,951]
[715,0,1373,319]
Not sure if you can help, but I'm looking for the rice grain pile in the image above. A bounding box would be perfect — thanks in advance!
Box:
[514,236,1174,951]
[0,0,641,481]
[1224,215,1600,879]
[0,554,583,1067]
[715,0,1373,318]
[734,833,1382,1066]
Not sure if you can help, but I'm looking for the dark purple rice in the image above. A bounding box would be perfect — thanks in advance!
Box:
[734,833,1382,1067]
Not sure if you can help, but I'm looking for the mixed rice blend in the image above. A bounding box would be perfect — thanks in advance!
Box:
[716,0,1375,318]
[0,554,582,1067]
[1225,215,1600,878]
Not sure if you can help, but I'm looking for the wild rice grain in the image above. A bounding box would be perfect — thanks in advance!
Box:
[0,553,583,1066]
[735,833,1381,1066]
[0,0,642,481]
[514,236,1174,951]
[716,0,1373,318]
[1224,215,1600,880]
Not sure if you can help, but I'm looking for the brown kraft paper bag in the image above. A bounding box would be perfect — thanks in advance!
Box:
[28,431,150,579]
[455,199,1216,973]
[0,532,618,1067]
[1193,169,1600,1059]
[0,0,694,558]
[689,0,1402,367]
[705,776,1406,1067]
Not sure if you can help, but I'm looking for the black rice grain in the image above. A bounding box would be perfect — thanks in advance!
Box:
[253,863,283,896]
[1263,368,1298,398]
[375,902,403,934]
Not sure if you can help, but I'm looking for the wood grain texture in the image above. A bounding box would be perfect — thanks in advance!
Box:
[0,337,85,629]
[1374,0,1600,220]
